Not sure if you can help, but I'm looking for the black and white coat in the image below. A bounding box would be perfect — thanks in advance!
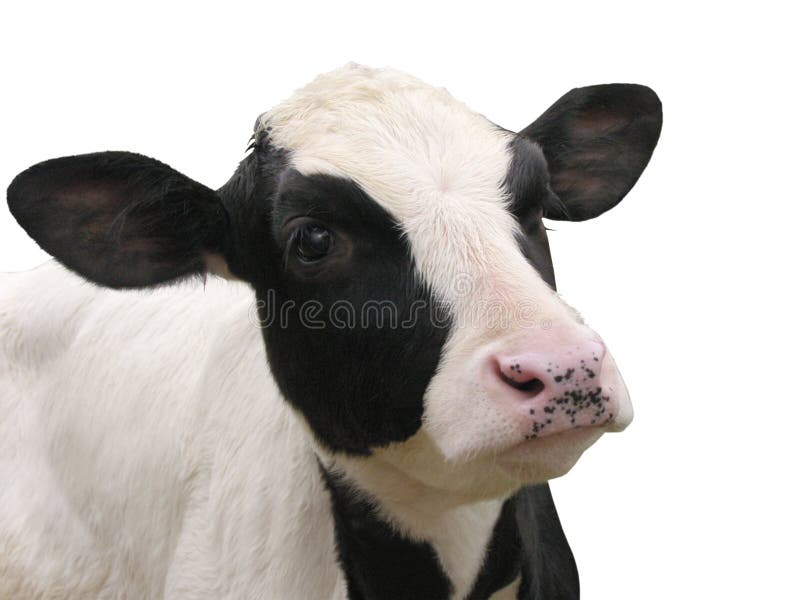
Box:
[0,65,661,599]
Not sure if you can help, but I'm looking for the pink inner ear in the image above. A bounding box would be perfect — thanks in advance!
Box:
[552,170,607,198]
[571,107,632,138]
[61,184,122,211]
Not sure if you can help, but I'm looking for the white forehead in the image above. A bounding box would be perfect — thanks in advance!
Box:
[258,64,529,307]
[258,64,513,220]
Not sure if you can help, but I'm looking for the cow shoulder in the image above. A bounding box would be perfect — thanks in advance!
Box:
[0,262,344,598]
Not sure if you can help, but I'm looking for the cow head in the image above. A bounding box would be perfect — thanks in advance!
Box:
[7,65,661,500]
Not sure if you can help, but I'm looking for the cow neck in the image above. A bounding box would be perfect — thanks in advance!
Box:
[318,461,522,600]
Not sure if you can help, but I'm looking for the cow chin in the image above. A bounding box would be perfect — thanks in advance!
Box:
[338,425,603,505]
[328,427,603,504]
[489,427,606,484]
[421,397,610,478]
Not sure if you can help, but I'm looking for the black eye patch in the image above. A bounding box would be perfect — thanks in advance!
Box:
[256,170,453,455]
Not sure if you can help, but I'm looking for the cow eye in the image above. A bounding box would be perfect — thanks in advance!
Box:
[294,222,333,263]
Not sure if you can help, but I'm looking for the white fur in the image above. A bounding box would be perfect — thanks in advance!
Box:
[0,263,346,598]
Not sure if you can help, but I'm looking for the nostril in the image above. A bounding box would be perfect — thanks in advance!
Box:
[499,372,545,395]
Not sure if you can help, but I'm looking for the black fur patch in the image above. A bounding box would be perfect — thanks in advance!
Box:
[222,144,452,455]
[515,485,580,599]
[323,466,579,600]
[322,467,453,600]
[468,485,580,599]
[506,136,559,289]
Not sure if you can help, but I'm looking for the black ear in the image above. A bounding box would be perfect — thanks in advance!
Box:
[520,83,662,221]
[7,151,230,288]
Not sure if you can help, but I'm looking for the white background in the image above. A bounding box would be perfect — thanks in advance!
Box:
[1,2,797,598]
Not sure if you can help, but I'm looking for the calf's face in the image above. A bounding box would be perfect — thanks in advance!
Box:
[7,65,661,498]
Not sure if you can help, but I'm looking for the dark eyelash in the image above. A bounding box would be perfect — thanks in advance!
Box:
[245,134,256,154]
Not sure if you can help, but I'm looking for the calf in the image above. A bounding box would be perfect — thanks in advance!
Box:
[1,65,661,599]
